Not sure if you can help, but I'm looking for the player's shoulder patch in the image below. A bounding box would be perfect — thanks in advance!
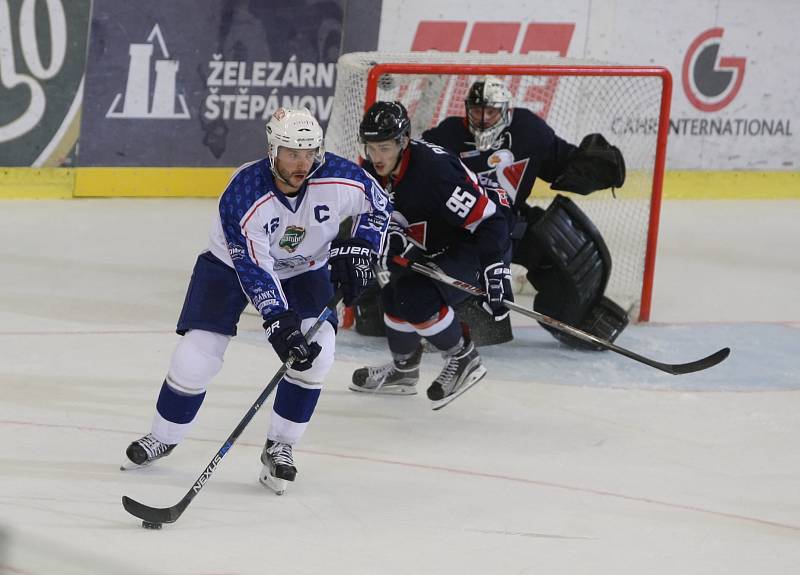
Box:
[316,152,366,182]
[228,158,266,185]
[222,159,269,206]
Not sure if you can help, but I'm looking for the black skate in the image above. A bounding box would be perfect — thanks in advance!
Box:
[121,434,176,470]
[259,439,296,495]
[350,346,422,395]
[426,338,487,410]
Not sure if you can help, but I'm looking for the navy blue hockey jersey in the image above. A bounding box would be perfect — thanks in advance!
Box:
[422,108,576,214]
[362,139,509,265]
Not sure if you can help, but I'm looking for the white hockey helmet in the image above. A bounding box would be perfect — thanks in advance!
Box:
[265,107,325,173]
[465,76,512,151]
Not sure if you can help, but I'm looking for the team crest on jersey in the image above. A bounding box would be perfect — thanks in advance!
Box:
[487,149,514,168]
[279,225,306,252]
[406,221,428,249]
[482,150,528,203]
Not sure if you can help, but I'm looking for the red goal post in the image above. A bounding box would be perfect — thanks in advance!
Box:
[326,52,673,322]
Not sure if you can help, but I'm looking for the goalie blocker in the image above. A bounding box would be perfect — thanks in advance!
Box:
[517,194,629,350]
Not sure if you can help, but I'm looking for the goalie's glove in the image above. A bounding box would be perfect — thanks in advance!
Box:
[329,238,374,306]
[378,221,412,274]
[551,133,626,195]
[481,262,513,321]
[264,310,321,371]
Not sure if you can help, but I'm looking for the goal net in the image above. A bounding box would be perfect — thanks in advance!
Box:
[326,52,672,322]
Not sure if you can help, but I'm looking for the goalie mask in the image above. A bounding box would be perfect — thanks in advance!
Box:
[465,76,512,151]
[266,107,325,180]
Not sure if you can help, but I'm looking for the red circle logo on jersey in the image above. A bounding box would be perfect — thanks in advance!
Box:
[682,28,746,112]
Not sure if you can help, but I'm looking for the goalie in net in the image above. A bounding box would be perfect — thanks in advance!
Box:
[422,76,629,350]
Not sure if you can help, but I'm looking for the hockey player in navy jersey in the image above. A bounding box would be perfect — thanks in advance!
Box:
[350,101,512,409]
[423,76,630,350]
[123,108,391,494]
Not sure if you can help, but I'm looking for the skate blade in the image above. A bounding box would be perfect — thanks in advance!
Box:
[119,459,150,471]
[259,468,288,495]
[430,365,488,411]
[348,382,418,395]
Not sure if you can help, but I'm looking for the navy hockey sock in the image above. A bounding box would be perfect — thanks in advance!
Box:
[385,326,422,356]
[155,380,206,424]
[423,317,462,352]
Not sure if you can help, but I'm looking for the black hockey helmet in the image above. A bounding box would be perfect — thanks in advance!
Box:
[359,101,410,142]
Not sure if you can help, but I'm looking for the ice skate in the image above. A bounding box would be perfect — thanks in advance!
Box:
[121,434,176,470]
[350,345,422,395]
[259,439,296,495]
[426,338,487,410]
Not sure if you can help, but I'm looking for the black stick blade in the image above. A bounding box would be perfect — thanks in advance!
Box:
[122,495,186,524]
[664,347,731,375]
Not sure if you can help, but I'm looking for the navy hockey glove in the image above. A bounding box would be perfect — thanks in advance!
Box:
[481,262,514,321]
[378,221,411,273]
[264,310,321,371]
[329,238,374,306]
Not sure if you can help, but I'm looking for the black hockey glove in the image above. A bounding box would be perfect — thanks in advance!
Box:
[264,310,321,371]
[329,238,374,306]
[378,221,411,274]
[481,262,513,321]
[550,133,626,195]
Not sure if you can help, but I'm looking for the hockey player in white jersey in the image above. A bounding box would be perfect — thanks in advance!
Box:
[123,108,391,494]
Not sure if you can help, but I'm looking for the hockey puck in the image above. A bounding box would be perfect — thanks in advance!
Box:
[141,520,162,530]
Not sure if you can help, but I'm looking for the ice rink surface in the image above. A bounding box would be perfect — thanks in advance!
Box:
[1,198,798,574]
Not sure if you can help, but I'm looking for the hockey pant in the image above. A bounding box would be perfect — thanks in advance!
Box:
[379,246,477,355]
[152,252,337,446]
[151,321,336,446]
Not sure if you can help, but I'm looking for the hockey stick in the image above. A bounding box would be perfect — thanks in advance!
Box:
[122,292,342,526]
[392,256,730,375]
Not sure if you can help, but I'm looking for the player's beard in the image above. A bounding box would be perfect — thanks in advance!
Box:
[276,165,309,193]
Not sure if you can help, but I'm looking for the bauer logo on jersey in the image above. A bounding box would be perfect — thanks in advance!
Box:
[228,243,246,261]
[279,226,306,252]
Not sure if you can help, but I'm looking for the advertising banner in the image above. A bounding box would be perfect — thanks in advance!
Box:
[0,0,91,167]
[376,0,798,171]
[79,0,380,167]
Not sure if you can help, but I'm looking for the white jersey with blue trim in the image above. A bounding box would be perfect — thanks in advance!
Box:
[207,153,391,318]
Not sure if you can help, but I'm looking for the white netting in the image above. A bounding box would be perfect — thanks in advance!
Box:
[327,52,670,321]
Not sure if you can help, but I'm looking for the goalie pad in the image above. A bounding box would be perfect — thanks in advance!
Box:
[547,295,629,351]
[524,194,628,350]
[550,133,626,195]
